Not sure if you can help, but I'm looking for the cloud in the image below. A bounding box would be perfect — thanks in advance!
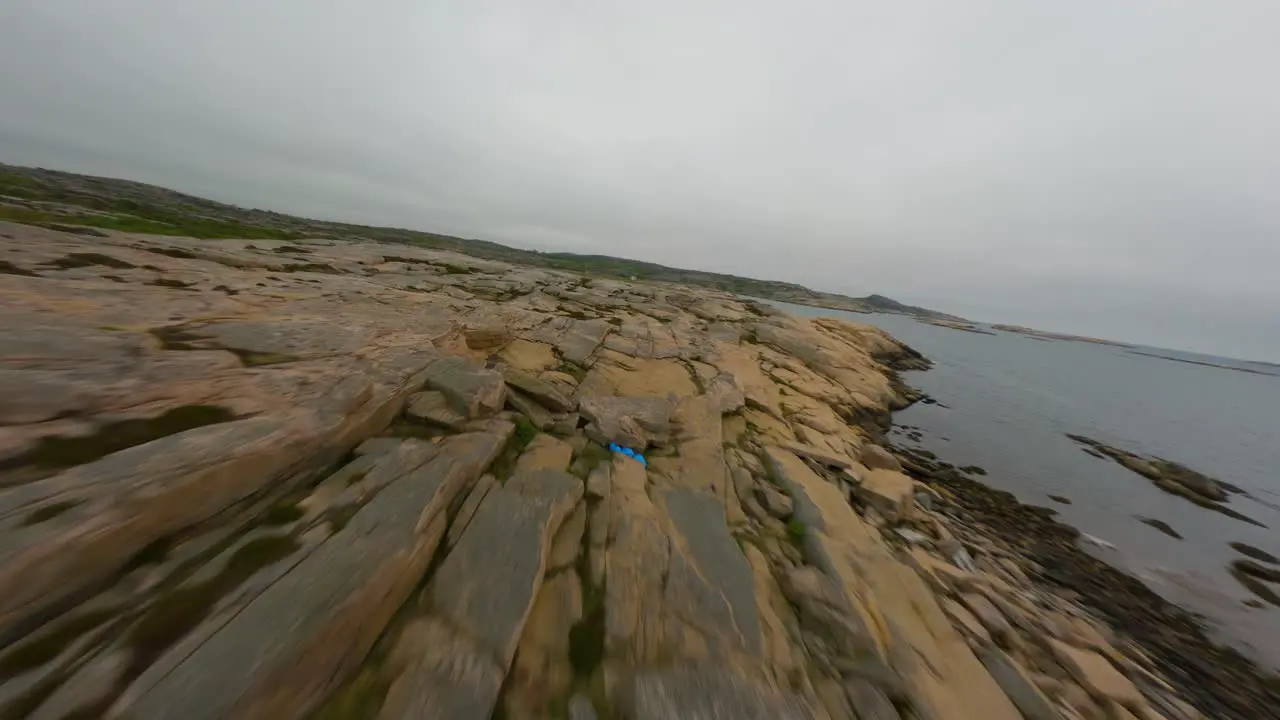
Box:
[2,0,1278,359]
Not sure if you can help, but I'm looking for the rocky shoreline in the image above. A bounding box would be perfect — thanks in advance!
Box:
[889,430,1280,720]
[1,219,1274,719]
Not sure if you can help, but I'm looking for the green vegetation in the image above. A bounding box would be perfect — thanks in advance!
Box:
[21,500,81,526]
[786,519,806,542]
[0,608,118,679]
[0,204,301,240]
[0,259,39,277]
[262,502,306,526]
[46,252,136,270]
[127,534,300,672]
[0,162,959,320]
[1,404,236,471]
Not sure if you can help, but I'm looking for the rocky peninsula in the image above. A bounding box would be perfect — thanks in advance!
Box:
[1,215,1277,720]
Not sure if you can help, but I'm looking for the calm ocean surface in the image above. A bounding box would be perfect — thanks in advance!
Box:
[771,301,1280,668]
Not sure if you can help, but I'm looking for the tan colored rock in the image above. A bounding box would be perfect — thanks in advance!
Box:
[548,501,587,571]
[942,598,992,646]
[976,647,1059,720]
[502,570,584,716]
[421,356,508,419]
[764,446,1021,720]
[405,389,467,429]
[113,429,510,720]
[1050,639,1145,710]
[860,444,903,472]
[960,592,1013,645]
[858,469,916,523]
[498,338,559,372]
[464,326,511,350]
[514,433,574,474]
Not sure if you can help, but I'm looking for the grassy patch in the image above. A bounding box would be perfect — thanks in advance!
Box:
[558,306,591,321]
[142,246,198,259]
[225,349,300,367]
[489,418,540,481]
[513,416,540,447]
[0,204,303,240]
[0,405,236,472]
[441,263,475,275]
[149,277,194,289]
[0,259,39,277]
[786,519,806,543]
[262,502,305,526]
[45,252,135,270]
[0,608,118,680]
[277,262,343,274]
[555,361,588,383]
[126,535,300,672]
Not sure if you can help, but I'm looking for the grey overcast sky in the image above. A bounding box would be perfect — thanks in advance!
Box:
[2,2,1278,360]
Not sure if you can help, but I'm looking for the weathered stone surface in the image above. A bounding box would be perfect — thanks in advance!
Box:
[548,501,587,571]
[860,444,903,472]
[961,592,1013,645]
[0,216,1225,720]
[578,394,673,449]
[513,433,574,474]
[503,569,583,715]
[843,677,901,720]
[1050,639,1145,709]
[764,446,1022,720]
[506,388,555,429]
[627,664,817,720]
[113,428,510,720]
[661,486,763,658]
[586,463,611,500]
[446,474,497,548]
[502,367,573,412]
[421,356,507,419]
[756,483,794,519]
[977,647,1059,720]
[405,390,467,429]
[942,598,993,646]
[381,469,583,719]
[858,469,916,522]
[463,326,511,350]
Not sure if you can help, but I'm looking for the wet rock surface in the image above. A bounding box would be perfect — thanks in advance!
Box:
[0,221,1268,719]
[1067,435,1266,527]
[893,443,1280,720]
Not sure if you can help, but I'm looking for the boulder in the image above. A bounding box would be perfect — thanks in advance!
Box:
[502,367,572,412]
[860,445,903,472]
[858,469,916,522]
[578,395,673,450]
[1049,639,1145,710]
[405,390,466,429]
[506,389,554,429]
[421,356,507,419]
[513,434,574,474]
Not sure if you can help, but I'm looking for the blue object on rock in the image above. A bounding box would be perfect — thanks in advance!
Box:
[608,442,647,466]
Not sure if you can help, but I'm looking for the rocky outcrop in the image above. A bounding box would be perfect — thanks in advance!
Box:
[1066,435,1265,527]
[0,221,1240,720]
